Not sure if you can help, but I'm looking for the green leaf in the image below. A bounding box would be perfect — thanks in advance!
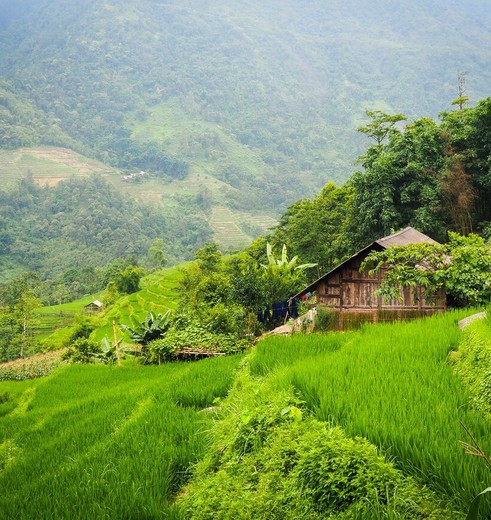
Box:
[467,487,491,520]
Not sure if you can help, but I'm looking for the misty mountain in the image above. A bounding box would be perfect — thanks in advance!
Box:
[0,0,490,211]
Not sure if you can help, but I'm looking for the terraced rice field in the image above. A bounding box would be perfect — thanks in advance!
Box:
[210,206,277,250]
[0,147,117,187]
[91,266,184,343]
[0,146,277,249]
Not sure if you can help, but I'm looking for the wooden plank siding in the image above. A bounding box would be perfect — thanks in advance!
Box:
[315,254,446,314]
[293,228,447,328]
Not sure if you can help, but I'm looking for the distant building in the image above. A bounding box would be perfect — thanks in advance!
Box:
[294,227,446,328]
[84,300,104,313]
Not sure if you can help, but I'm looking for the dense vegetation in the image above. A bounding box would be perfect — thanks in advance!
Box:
[176,311,491,518]
[263,98,491,275]
[0,356,242,519]
[3,309,491,518]
[0,0,490,212]
[0,175,211,283]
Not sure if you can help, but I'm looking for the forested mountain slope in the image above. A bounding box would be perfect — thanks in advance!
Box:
[0,0,490,212]
[0,175,212,282]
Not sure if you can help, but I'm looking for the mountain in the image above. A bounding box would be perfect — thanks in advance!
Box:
[0,0,490,221]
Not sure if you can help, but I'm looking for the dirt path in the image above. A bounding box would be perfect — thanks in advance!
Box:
[458,311,487,330]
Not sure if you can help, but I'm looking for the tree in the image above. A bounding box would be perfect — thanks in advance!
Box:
[360,232,491,307]
[351,117,448,244]
[147,238,168,271]
[451,72,469,110]
[357,110,407,146]
[268,182,354,276]
[0,273,41,360]
[195,242,222,273]
[112,265,145,294]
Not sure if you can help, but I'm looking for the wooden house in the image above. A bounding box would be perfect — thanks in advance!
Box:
[84,300,104,313]
[294,227,446,327]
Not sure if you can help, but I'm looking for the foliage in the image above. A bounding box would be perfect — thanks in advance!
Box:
[260,242,316,305]
[0,273,41,361]
[110,265,145,295]
[452,317,491,416]
[264,182,354,276]
[179,361,453,519]
[360,232,491,306]
[146,321,250,364]
[312,307,336,332]
[120,310,172,345]
[0,175,212,291]
[0,350,66,381]
[0,356,241,518]
[250,310,491,514]
[357,110,407,145]
[91,337,121,365]
[1,0,491,219]
[62,337,101,364]
[69,313,102,343]
[350,100,491,246]
[146,238,168,271]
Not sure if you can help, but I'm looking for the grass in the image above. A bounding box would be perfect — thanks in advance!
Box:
[35,294,102,341]
[0,355,242,519]
[35,266,184,347]
[250,310,491,514]
[91,265,185,343]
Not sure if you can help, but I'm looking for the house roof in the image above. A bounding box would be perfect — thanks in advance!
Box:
[85,300,103,307]
[292,227,439,300]
[375,226,439,248]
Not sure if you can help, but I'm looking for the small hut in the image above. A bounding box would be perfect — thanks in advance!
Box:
[294,227,446,328]
[84,300,104,313]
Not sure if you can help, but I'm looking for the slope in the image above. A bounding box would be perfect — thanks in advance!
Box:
[0,0,490,213]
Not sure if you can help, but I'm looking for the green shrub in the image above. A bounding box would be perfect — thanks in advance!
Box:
[453,318,491,416]
[62,338,102,364]
[146,323,250,364]
[69,313,101,342]
[179,368,451,519]
[312,307,336,332]
[252,310,491,514]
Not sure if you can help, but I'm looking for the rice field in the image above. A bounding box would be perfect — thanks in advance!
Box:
[251,310,491,514]
[0,355,242,519]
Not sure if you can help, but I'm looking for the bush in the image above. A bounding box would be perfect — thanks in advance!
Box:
[62,338,102,364]
[69,314,101,343]
[453,317,491,416]
[179,371,449,519]
[146,322,250,364]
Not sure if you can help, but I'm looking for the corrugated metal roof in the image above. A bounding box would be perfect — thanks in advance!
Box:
[85,300,103,307]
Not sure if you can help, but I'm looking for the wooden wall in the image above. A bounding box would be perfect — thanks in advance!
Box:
[316,254,446,314]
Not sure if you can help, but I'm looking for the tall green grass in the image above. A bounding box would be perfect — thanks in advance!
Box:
[0,355,241,519]
[251,310,491,514]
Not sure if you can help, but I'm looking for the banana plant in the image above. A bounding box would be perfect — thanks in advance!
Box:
[260,243,316,304]
[261,243,317,272]
[120,310,172,345]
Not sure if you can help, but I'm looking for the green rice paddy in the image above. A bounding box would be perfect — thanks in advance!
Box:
[3,309,491,518]
[251,310,491,514]
[0,355,242,519]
